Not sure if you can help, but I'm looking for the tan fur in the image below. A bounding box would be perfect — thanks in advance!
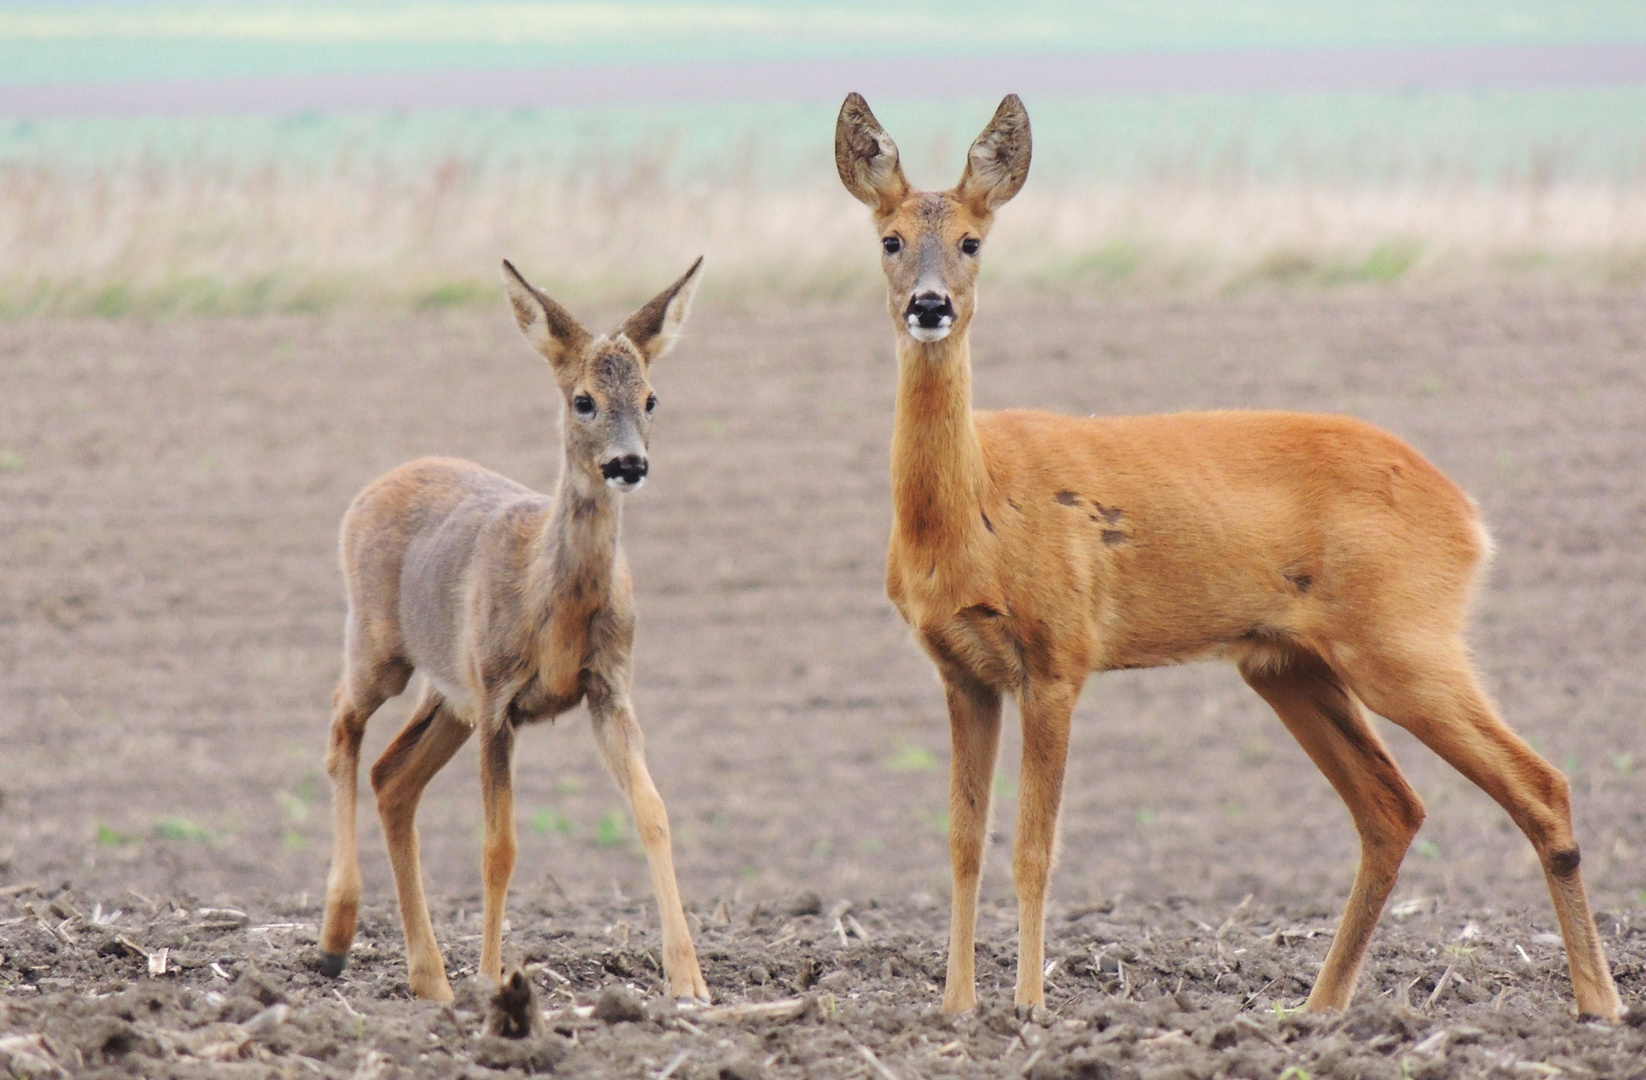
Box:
[317,259,710,1003]
[837,92,1623,1020]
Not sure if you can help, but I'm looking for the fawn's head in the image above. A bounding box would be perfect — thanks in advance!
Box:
[836,92,1030,345]
[502,258,703,493]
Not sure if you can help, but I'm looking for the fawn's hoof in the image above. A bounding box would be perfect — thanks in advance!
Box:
[314,952,348,978]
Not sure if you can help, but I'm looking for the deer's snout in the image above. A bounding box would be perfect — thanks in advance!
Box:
[905,292,956,342]
[602,454,649,490]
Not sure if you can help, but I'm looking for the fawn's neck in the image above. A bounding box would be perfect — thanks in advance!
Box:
[535,457,621,607]
[890,332,989,555]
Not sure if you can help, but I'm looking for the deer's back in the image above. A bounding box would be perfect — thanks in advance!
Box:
[340,457,552,709]
[965,409,1488,676]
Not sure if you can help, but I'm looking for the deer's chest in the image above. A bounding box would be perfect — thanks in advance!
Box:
[511,601,599,724]
[891,558,1030,690]
[915,603,1035,691]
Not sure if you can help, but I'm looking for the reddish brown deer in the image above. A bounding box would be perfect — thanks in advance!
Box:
[316,259,710,1003]
[836,92,1623,1019]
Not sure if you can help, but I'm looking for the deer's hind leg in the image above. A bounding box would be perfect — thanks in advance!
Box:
[370,686,474,1001]
[319,655,411,977]
[1337,640,1623,1020]
[1239,647,1425,1011]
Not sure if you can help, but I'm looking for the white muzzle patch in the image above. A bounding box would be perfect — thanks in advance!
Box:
[906,316,953,343]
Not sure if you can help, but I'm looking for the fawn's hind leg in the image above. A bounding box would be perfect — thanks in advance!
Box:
[1341,639,1623,1020]
[370,686,473,1001]
[1240,648,1426,1011]
[319,673,399,975]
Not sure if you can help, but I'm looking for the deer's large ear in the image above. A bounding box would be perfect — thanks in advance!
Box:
[956,94,1031,216]
[835,92,910,216]
[502,260,591,372]
[618,256,703,365]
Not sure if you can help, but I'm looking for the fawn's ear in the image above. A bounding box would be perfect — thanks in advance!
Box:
[956,94,1032,216]
[502,259,591,372]
[835,92,910,217]
[618,256,703,365]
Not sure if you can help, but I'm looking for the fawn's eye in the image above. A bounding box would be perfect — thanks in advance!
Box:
[645,393,658,414]
[961,237,980,256]
[573,394,595,416]
[882,236,902,255]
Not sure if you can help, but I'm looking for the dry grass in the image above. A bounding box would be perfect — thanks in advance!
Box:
[5,153,1646,317]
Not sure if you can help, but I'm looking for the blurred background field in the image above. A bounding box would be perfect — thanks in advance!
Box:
[3,1,1646,314]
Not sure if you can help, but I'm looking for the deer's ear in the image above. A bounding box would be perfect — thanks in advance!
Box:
[956,94,1032,216]
[835,93,910,216]
[502,260,591,372]
[619,256,703,365]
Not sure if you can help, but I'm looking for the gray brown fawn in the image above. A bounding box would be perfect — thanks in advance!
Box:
[836,92,1622,1020]
[317,259,710,1002]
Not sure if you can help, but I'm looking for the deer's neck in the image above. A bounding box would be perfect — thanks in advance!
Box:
[890,332,989,556]
[535,462,621,609]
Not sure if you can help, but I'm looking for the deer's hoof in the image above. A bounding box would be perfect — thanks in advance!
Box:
[313,952,348,978]
[1015,1003,1050,1024]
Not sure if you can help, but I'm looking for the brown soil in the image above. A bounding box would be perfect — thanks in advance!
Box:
[2,286,1644,1077]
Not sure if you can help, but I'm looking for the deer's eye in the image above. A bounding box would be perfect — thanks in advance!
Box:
[645,393,658,414]
[573,394,596,416]
[961,237,981,256]
[882,236,902,255]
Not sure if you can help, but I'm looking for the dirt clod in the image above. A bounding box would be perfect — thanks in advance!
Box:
[718,1058,766,1080]
[473,1033,569,1074]
[487,967,541,1038]
[592,984,647,1024]
[231,962,288,1007]
[788,892,824,917]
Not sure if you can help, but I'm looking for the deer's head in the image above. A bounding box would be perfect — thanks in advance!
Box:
[836,93,1030,345]
[502,258,702,493]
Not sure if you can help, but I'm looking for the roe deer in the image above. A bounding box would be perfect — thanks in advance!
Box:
[835,92,1623,1020]
[316,258,711,1003]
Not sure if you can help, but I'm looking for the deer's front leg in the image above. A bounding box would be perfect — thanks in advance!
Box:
[1013,678,1079,1014]
[478,712,518,987]
[589,681,709,1001]
[943,679,1003,1013]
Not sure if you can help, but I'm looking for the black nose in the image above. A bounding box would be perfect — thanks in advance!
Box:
[602,455,648,485]
[905,292,955,329]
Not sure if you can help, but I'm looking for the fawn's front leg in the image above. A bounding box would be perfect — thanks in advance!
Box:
[1013,678,1079,1014]
[942,679,1004,1013]
[589,678,710,1001]
[478,710,518,988]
